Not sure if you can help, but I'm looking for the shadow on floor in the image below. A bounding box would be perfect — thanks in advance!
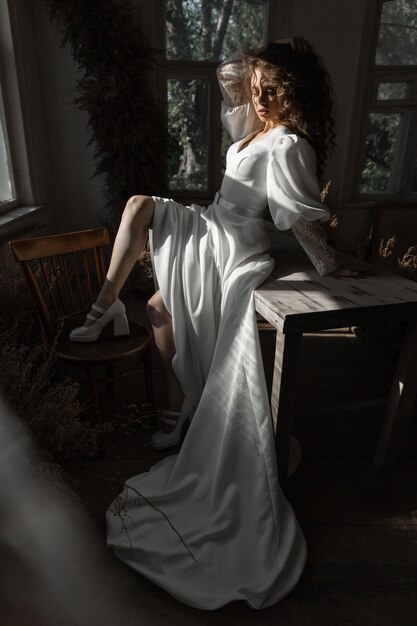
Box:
[3,294,417,625]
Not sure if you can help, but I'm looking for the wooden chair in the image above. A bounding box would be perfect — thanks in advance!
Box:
[10,227,153,417]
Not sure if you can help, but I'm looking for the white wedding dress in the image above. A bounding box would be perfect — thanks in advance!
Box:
[106,57,337,610]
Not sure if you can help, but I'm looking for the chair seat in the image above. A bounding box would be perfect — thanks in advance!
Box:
[10,228,154,414]
[56,316,152,365]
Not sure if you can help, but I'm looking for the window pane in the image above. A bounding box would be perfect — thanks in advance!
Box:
[220,127,232,177]
[166,0,267,61]
[167,77,209,191]
[411,158,417,191]
[377,81,414,100]
[376,0,417,65]
[0,84,16,205]
[359,112,402,193]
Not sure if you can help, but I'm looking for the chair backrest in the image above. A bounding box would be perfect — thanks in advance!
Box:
[10,228,110,341]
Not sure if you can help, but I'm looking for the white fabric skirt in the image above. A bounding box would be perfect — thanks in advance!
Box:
[106,196,307,610]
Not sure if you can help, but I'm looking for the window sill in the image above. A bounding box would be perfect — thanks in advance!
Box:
[0,204,47,241]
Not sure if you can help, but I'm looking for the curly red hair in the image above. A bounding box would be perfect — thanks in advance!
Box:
[246,41,336,181]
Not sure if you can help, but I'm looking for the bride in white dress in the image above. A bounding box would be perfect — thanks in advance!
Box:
[70,38,361,609]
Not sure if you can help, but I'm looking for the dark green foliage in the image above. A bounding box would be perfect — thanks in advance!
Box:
[359,112,399,193]
[376,0,417,65]
[42,0,167,221]
[166,0,266,61]
[165,0,266,190]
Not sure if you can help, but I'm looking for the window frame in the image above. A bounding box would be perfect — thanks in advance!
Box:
[0,0,38,216]
[352,0,417,202]
[0,58,18,212]
[157,0,284,203]
[163,60,222,202]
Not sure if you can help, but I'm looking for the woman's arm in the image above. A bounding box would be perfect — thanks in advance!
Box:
[266,134,364,277]
[291,216,374,278]
[217,52,262,142]
[267,134,331,230]
[216,51,249,108]
[291,217,338,276]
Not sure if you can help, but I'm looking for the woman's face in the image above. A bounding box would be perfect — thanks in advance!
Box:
[250,68,282,128]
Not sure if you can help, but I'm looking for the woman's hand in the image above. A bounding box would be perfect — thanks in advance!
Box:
[330,264,377,278]
[253,37,311,57]
[275,36,310,54]
[253,43,268,55]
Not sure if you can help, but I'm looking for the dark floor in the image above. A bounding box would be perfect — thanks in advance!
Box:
[3,293,417,626]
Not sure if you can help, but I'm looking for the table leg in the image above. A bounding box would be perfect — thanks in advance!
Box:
[270,330,302,484]
[374,319,417,469]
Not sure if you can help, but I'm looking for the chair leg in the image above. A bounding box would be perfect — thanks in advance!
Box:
[87,366,101,420]
[106,364,114,396]
[144,348,154,408]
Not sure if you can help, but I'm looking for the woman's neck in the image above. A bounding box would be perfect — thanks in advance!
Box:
[261,121,286,134]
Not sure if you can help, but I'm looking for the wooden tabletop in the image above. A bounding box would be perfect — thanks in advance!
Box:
[255,260,417,334]
[255,232,417,476]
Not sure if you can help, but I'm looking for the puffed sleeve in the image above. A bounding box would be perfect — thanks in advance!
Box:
[267,134,330,229]
[217,52,262,142]
[268,134,337,275]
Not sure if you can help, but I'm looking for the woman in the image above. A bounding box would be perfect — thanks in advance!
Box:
[71,38,359,609]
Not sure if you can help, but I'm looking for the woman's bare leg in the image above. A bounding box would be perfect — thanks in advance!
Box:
[82,195,183,426]
[86,195,155,323]
[147,291,184,430]
[97,194,155,306]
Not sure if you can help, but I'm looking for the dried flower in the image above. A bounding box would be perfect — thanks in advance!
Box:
[0,266,97,464]
[379,236,397,258]
[398,245,417,274]
[320,179,332,203]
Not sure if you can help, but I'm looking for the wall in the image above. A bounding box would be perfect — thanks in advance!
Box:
[18,1,107,233]
[289,0,367,206]
[285,0,402,257]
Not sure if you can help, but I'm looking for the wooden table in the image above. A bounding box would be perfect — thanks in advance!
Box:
[254,248,417,484]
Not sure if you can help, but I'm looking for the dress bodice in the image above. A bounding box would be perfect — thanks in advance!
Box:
[220,126,292,218]
[219,112,330,230]
[215,52,337,276]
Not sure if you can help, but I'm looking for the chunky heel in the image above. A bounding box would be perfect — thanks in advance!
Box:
[69,298,129,342]
[114,313,130,337]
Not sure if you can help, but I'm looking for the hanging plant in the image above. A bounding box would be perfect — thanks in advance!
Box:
[43,0,167,224]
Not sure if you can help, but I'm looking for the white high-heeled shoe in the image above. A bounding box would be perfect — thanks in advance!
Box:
[69,299,130,342]
[150,410,189,450]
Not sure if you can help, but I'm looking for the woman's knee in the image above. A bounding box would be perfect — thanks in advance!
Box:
[146,291,170,327]
[124,195,154,227]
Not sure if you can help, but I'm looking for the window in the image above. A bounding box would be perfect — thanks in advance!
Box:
[0,0,38,218]
[0,1,45,224]
[0,7,19,213]
[163,0,269,200]
[357,0,417,200]
[0,68,17,209]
